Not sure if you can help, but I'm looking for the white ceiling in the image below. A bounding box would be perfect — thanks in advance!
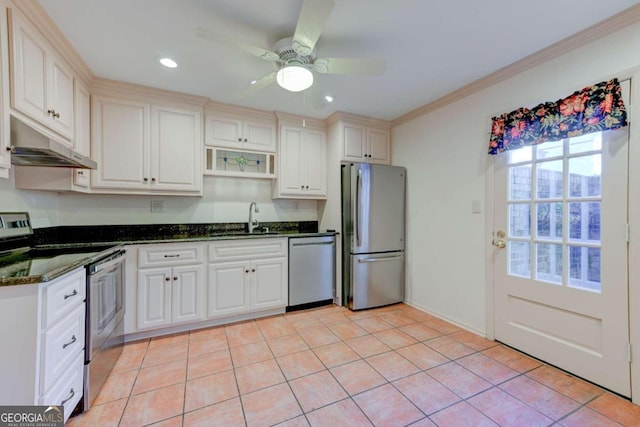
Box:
[39,0,640,121]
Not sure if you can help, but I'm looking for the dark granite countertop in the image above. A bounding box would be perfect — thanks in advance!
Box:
[0,246,124,287]
[0,221,337,287]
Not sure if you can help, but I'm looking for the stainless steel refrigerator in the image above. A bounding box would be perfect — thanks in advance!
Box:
[341,162,406,310]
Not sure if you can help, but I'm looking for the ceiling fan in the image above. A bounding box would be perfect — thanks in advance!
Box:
[194,0,386,96]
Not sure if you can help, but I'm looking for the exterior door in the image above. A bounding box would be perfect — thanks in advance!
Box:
[493,126,630,396]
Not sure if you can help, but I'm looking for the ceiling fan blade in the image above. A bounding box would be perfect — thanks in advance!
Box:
[235,72,277,98]
[292,0,335,55]
[313,57,386,75]
[194,27,279,62]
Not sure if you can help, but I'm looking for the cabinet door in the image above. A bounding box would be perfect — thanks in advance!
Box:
[91,96,150,190]
[9,9,47,122]
[137,267,172,330]
[243,121,276,152]
[342,124,366,161]
[208,261,249,318]
[205,116,242,149]
[151,105,202,192]
[252,258,287,311]
[278,126,304,195]
[171,265,204,324]
[0,5,11,177]
[303,129,327,196]
[46,55,74,139]
[368,128,391,164]
[72,81,91,188]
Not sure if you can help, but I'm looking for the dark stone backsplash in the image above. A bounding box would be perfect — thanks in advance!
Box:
[32,221,319,245]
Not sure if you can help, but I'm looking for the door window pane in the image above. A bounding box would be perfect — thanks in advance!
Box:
[509,165,531,200]
[536,203,562,240]
[569,133,601,155]
[536,243,562,284]
[536,160,563,199]
[569,246,601,292]
[569,202,601,242]
[509,241,530,278]
[509,204,530,238]
[536,140,563,159]
[569,154,601,197]
[508,146,532,164]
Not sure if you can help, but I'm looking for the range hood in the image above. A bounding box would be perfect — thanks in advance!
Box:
[9,117,97,169]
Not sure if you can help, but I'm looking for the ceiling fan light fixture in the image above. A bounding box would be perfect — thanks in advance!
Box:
[276,65,313,92]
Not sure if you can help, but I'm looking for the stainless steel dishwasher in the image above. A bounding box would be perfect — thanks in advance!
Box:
[288,235,336,310]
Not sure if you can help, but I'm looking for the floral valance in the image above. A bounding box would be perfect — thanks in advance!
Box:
[488,78,627,155]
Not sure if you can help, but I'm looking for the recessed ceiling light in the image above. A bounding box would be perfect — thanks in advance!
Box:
[158,57,178,68]
[325,95,334,103]
[250,80,257,85]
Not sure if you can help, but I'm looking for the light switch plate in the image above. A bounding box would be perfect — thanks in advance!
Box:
[471,200,482,214]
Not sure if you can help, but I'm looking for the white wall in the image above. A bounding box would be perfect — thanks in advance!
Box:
[0,173,317,228]
[392,21,640,335]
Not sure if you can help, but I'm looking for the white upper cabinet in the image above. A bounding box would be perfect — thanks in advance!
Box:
[91,96,150,191]
[341,122,391,164]
[151,104,202,192]
[72,79,90,189]
[0,3,11,178]
[8,8,74,141]
[275,124,327,199]
[91,91,203,195]
[205,114,276,153]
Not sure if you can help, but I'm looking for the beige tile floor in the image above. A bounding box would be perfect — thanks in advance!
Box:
[68,303,640,427]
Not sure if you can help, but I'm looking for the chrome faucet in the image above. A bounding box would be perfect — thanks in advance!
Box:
[248,202,260,233]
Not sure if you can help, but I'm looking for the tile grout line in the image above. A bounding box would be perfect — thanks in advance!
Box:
[78,304,636,427]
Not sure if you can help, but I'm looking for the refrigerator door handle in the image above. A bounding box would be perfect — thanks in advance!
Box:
[356,168,362,247]
[357,255,404,263]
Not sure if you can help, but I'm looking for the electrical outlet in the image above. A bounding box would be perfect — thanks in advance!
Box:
[150,200,165,213]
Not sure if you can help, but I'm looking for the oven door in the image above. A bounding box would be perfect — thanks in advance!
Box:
[84,250,125,410]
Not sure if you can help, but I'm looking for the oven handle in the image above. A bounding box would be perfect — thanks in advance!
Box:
[89,250,126,275]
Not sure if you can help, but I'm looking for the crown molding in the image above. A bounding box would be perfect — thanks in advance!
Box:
[10,0,93,85]
[325,111,391,129]
[205,100,276,122]
[91,78,209,106]
[392,3,640,127]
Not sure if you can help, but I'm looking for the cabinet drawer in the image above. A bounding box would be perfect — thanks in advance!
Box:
[42,268,86,329]
[208,238,287,262]
[41,303,85,394]
[138,244,204,267]
[39,351,83,423]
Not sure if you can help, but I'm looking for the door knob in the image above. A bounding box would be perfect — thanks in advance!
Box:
[494,239,506,249]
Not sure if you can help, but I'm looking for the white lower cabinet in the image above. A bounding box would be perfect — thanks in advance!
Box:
[127,239,287,337]
[136,244,205,331]
[208,238,288,319]
[208,260,249,318]
[0,268,86,423]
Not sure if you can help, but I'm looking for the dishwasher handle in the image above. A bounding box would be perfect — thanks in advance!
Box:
[291,241,335,247]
